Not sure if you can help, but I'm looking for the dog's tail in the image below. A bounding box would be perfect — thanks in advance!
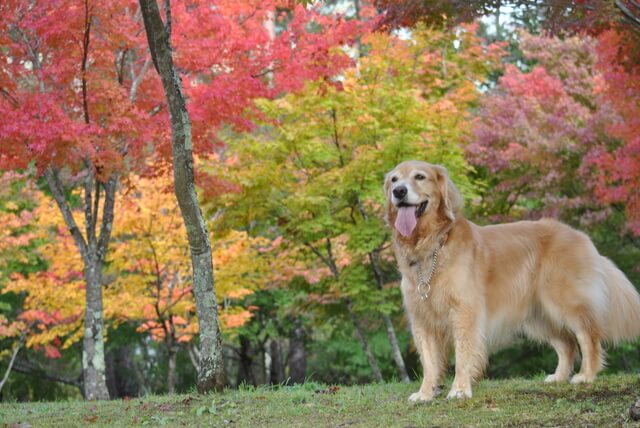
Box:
[603,257,640,344]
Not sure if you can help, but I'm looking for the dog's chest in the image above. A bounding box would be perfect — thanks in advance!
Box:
[400,267,451,321]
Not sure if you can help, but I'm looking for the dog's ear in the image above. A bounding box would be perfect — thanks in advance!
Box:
[383,171,395,226]
[434,165,462,222]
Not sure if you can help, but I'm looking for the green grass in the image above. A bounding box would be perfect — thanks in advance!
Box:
[2,374,640,427]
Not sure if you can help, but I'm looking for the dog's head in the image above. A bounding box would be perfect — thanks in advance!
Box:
[384,161,462,240]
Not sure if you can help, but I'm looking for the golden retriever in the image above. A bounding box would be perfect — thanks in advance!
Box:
[384,160,640,402]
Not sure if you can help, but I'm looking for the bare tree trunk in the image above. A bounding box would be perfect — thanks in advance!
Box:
[0,338,23,395]
[382,315,409,382]
[82,256,110,400]
[346,298,383,382]
[44,167,115,400]
[106,344,141,398]
[306,239,383,382]
[237,336,256,386]
[138,0,224,393]
[288,320,306,384]
[369,250,410,383]
[167,347,177,394]
[269,339,284,385]
[354,195,410,383]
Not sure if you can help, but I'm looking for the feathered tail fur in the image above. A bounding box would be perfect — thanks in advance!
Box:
[602,257,640,344]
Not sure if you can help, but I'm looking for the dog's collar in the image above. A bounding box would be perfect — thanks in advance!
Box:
[415,242,442,300]
[407,230,450,267]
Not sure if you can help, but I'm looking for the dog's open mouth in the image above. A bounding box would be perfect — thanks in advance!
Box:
[395,200,428,237]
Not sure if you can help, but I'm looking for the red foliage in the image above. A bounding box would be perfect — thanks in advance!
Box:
[586,30,640,234]
[0,0,366,186]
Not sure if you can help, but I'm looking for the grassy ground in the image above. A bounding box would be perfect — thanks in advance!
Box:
[1,374,640,427]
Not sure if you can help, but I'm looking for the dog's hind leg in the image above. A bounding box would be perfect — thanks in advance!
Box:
[545,335,577,382]
[570,324,604,384]
[523,320,576,382]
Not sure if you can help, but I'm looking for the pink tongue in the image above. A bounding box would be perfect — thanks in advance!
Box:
[395,206,417,237]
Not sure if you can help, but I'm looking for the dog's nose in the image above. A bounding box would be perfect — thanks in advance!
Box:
[393,186,407,200]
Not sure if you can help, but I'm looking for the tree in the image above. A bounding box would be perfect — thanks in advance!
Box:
[467,30,640,241]
[2,0,367,397]
[467,32,606,220]
[0,0,158,400]
[586,30,640,236]
[375,0,640,34]
[210,24,501,382]
[137,0,365,393]
[109,173,274,393]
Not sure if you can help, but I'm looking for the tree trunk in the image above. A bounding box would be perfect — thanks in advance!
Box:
[82,256,110,400]
[346,298,383,382]
[237,336,256,386]
[106,344,141,398]
[0,338,22,395]
[269,339,284,385]
[369,250,410,383]
[288,320,306,384]
[306,239,384,383]
[382,314,409,382]
[167,347,177,394]
[138,0,224,393]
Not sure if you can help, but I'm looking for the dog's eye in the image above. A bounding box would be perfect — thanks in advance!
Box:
[415,174,426,180]
[391,176,398,183]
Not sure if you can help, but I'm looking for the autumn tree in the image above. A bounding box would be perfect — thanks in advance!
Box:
[109,173,274,393]
[2,0,365,396]
[467,32,607,220]
[136,0,364,392]
[587,30,640,236]
[467,30,640,244]
[210,24,501,382]
[0,0,161,400]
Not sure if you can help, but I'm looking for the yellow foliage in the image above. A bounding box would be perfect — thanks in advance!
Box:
[3,171,278,351]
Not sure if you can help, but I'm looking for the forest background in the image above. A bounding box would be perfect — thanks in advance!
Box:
[1,0,639,401]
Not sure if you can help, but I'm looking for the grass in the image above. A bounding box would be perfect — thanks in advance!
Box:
[1,374,640,427]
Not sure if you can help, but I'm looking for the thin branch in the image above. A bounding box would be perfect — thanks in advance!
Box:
[164,0,172,48]
[81,0,92,124]
[250,66,281,79]
[96,175,118,263]
[149,102,165,116]
[330,108,345,167]
[84,167,95,249]
[129,57,152,102]
[0,337,24,394]
[91,178,100,242]
[117,48,128,85]
[303,242,337,277]
[188,344,200,372]
[12,359,82,388]
[616,0,640,28]
[44,168,89,261]
[0,87,19,107]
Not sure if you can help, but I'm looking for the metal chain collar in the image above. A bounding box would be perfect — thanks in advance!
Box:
[416,244,441,301]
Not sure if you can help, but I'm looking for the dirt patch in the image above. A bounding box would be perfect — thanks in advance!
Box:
[517,382,639,404]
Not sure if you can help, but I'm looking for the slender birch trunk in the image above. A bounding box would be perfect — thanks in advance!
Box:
[288,320,306,384]
[138,0,224,393]
[167,347,177,394]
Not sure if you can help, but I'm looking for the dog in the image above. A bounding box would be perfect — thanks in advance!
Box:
[384,160,640,402]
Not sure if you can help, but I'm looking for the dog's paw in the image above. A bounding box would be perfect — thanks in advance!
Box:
[408,391,434,403]
[446,387,472,400]
[570,373,595,384]
[544,373,569,383]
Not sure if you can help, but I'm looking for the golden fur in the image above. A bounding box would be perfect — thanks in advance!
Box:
[384,160,640,402]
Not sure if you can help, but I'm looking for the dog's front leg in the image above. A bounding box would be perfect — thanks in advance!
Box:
[409,325,445,403]
[447,308,486,400]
